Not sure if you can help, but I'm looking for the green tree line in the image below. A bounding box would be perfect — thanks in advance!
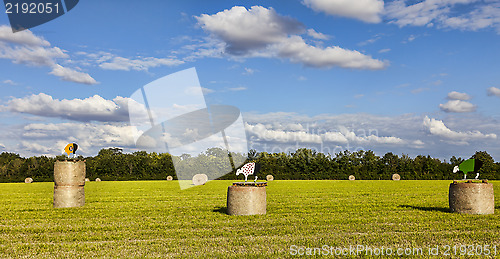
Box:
[0,148,498,182]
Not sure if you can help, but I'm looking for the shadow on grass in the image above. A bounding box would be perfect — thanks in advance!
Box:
[399,205,450,213]
[213,206,227,214]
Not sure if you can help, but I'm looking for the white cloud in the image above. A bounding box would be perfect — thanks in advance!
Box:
[245,122,404,146]
[337,126,405,145]
[98,56,184,71]
[0,41,68,66]
[447,91,471,100]
[423,116,496,144]
[241,112,500,159]
[487,86,500,97]
[412,140,425,148]
[378,48,391,53]
[50,65,98,85]
[6,93,137,122]
[358,35,381,46]
[321,131,349,143]
[20,141,51,154]
[385,0,448,27]
[228,86,247,91]
[406,35,417,42]
[441,3,500,33]
[201,87,215,94]
[17,122,141,156]
[3,110,500,159]
[243,67,255,75]
[196,6,387,70]
[196,6,304,55]
[276,35,387,69]
[2,79,17,85]
[0,26,49,46]
[306,29,330,40]
[303,0,384,23]
[439,100,476,113]
[246,123,323,144]
[386,0,500,33]
[0,25,97,84]
[411,87,430,94]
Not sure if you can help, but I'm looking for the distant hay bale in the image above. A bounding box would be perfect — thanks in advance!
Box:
[25,177,33,183]
[266,175,274,181]
[392,173,401,181]
[349,175,355,181]
[85,178,90,182]
[95,178,101,182]
[166,176,173,181]
[192,174,208,186]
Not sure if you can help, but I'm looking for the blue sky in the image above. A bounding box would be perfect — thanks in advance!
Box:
[1,0,500,161]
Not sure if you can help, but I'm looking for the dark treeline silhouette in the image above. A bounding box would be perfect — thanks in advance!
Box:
[0,148,498,182]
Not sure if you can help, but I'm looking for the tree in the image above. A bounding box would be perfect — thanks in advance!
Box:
[472,151,496,179]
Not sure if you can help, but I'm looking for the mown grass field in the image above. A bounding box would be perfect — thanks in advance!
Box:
[0,180,499,258]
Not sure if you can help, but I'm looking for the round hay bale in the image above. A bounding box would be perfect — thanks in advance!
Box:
[53,186,85,208]
[24,177,33,183]
[85,178,90,182]
[227,185,266,215]
[53,160,86,208]
[166,175,173,181]
[54,160,86,186]
[348,175,355,181]
[392,173,401,181]
[449,182,494,214]
[95,178,101,182]
[266,175,274,181]
[192,174,208,186]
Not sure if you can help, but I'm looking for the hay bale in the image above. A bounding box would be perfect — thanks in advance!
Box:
[266,175,274,181]
[85,178,90,182]
[25,177,33,183]
[227,185,267,215]
[192,174,208,185]
[54,160,86,186]
[348,175,355,181]
[54,186,85,208]
[392,173,401,181]
[95,178,101,182]
[449,182,494,214]
[166,175,173,181]
[53,161,86,208]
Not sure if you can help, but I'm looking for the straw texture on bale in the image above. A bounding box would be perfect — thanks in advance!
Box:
[53,160,85,208]
[53,186,85,208]
[266,175,274,181]
[449,182,494,215]
[24,177,33,183]
[349,175,355,181]
[95,178,101,182]
[392,173,401,181]
[192,174,208,185]
[166,176,173,181]
[227,185,266,216]
[85,178,90,182]
[54,160,86,186]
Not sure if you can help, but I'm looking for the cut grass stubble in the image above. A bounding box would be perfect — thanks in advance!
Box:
[0,180,498,258]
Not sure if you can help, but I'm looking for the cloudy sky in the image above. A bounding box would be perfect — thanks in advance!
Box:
[1,0,500,161]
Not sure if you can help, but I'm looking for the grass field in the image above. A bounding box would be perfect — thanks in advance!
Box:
[0,180,499,258]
